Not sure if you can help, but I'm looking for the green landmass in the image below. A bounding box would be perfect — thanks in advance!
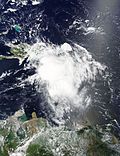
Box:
[10,43,28,58]
[0,43,28,61]
[26,144,54,156]
[0,55,12,60]
[0,112,120,156]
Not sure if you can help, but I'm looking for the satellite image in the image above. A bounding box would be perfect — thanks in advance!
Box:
[0,0,120,155]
